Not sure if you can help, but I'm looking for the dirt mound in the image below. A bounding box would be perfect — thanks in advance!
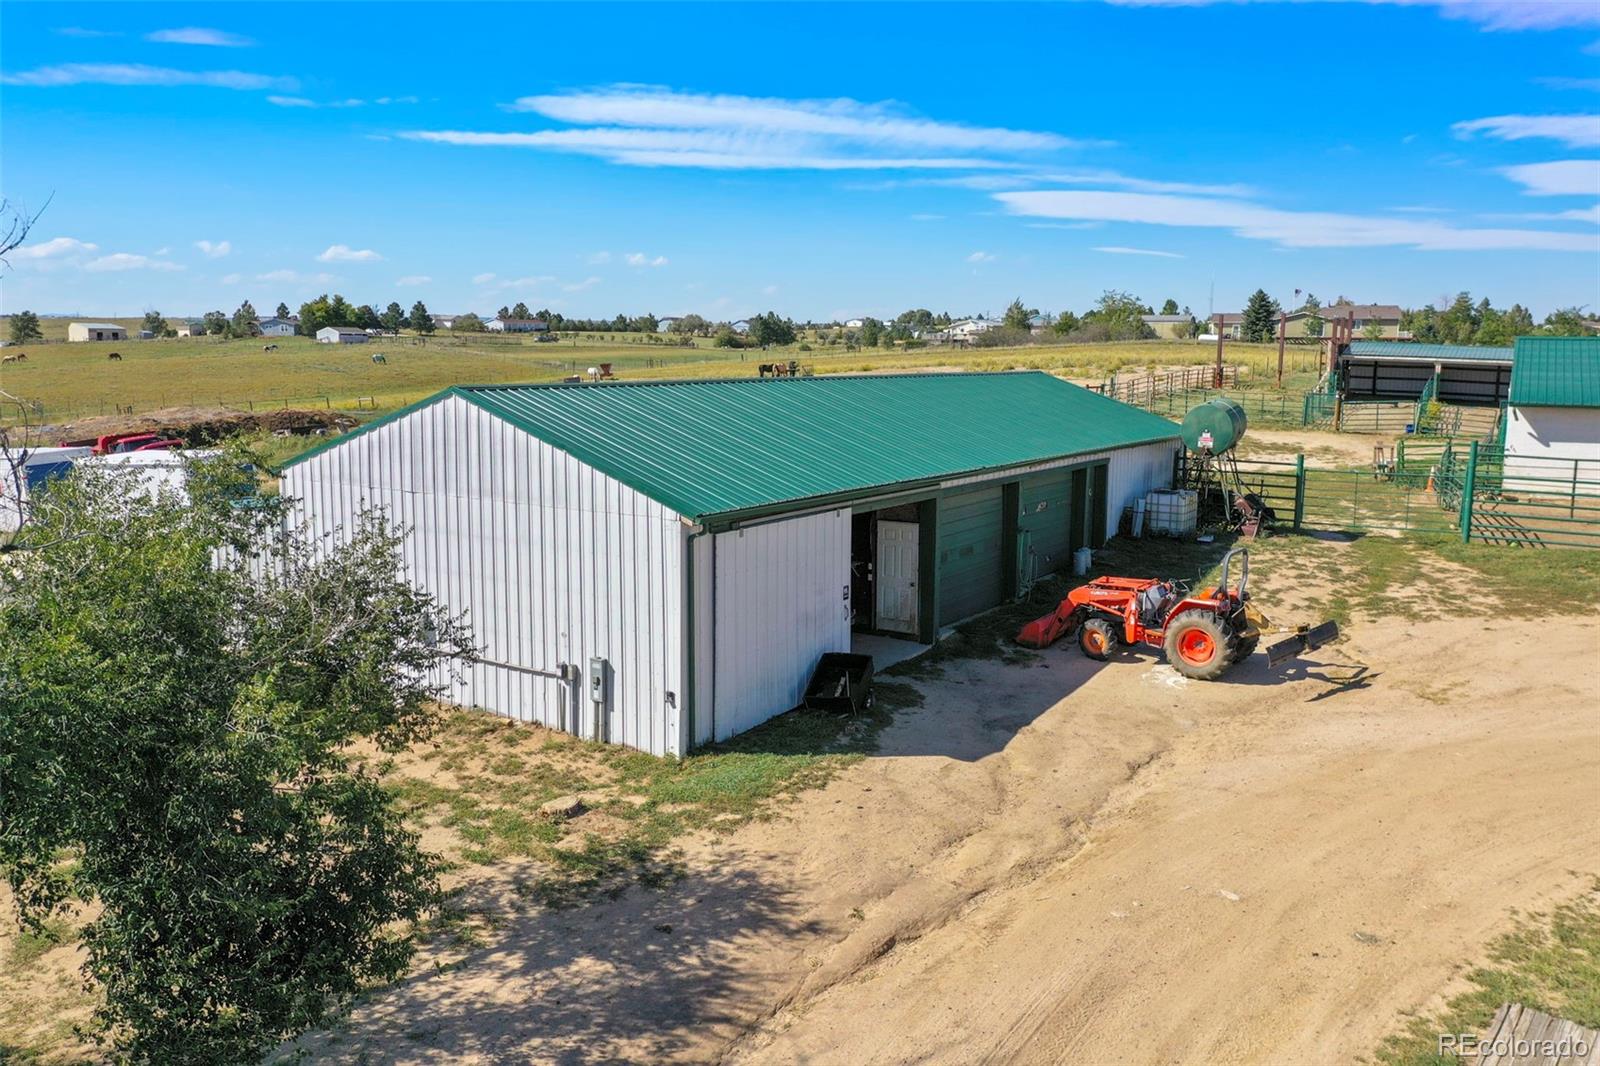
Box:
[44,406,356,446]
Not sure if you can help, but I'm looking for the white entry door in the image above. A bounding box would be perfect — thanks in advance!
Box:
[875,520,919,636]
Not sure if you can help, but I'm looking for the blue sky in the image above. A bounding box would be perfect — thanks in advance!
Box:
[3,0,1598,322]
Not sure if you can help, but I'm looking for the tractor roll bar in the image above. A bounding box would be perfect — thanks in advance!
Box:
[1217,546,1249,599]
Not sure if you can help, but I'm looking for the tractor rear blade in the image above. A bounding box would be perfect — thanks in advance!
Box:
[1266,621,1341,668]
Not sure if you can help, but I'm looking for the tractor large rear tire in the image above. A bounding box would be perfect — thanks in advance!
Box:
[1163,610,1240,681]
[1079,617,1117,661]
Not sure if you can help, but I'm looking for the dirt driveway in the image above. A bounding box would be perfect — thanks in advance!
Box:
[309,557,1600,1065]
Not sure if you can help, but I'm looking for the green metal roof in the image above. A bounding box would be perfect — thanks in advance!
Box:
[1345,340,1513,363]
[287,372,1181,521]
[1509,337,1600,408]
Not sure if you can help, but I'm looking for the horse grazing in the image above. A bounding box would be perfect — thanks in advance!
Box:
[107,351,123,361]
[1,352,27,364]
[262,343,279,352]
[370,353,387,364]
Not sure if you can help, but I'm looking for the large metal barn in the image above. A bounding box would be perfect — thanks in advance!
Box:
[281,372,1183,756]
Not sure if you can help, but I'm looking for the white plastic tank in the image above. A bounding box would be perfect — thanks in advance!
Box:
[1072,546,1092,575]
[1144,489,1198,535]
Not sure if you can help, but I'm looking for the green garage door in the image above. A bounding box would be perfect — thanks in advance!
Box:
[939,484,1005,622]
[1018,469,1073,579]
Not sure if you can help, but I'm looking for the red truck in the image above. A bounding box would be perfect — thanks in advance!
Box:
[58,432,185,456]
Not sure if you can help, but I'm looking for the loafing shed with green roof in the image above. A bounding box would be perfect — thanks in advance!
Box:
[1502,337,1600,493]
[282,372,1183,755]
[1338,340,1514,405]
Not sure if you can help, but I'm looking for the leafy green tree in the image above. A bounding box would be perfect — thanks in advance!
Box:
[673,314,708,335]
[409,301,435,334]
[712,326,741,348]
[1002,298,1037,332]
[230,300,259,338]
[1051,310,1081,336]
[141,311,168,337]
[858,317,883,347]
[1541,306,1591,336]
[202,310,228,336]
[497,306,511,320]
[1505,303,1536,335]
[381,302,406,333]
[327,295,357,328]
[1240,289,1279,343]
[510,302,531,320]
[750,311,797,346]
[356,304,382,331]
[297,296,331,336]
[8,309,42,344]
[1438,292,1479,344]
[1160,298,1180,315]
[453,312,485,332]
[1475,307,1513,347]
[632,313,659,333]
[1086,290,1156,340]
[0,455,470,1064]
[1362,318,1387,341]
[275,302,291,319]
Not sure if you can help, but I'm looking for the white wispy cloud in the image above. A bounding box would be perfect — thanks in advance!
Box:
[194,239,231,258]
[562,276,602,292]
[316,244,382,263]
[1,63,297,91]
[10,237,99,260]
[625,252,668,267]
[268,94,417,109]
[586,251,612,265]
[221,273,242,285]
[258,269,337,284]
[1034,168,1258,198]
[396,275,431,286]
[1094,246,1185,258]
[1104,1,1600,32]
[85,253,183,273]
[55,27,120,38]
[1500,159,1600,195]
[1453,113,1600,148]
[146,27,254,47]
[966,251,996,263]
[996,189,1598,252]
[471,272,497,285]
[1025,221,1104,230]
[1537,77,1600,92]
[403,84,1092,171]
[1483,203,1600,223]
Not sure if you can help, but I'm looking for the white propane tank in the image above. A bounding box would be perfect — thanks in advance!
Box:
[1132,496,1147,538]
[1073,546,1092,576]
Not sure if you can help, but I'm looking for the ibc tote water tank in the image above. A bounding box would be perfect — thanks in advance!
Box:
[1181,397,1248,454]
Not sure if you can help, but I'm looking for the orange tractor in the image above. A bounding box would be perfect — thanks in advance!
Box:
[1016,548,1336,680]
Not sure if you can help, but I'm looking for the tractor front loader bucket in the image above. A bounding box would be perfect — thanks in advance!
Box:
[1265,620,1341,668]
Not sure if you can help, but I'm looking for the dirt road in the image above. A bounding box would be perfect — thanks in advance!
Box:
[313,579,1600,1064]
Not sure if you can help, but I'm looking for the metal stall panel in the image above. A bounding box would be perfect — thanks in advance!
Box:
[1017,469,1073,582]
[707,509,851,743]
[282,394,686,756]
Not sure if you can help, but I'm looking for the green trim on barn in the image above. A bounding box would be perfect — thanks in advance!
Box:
[1509,337,1600,408]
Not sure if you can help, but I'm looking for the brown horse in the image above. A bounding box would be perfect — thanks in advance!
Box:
[1,352,26,364]
[107,351,123,361]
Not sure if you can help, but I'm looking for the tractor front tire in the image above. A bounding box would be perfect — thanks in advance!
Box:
[1163,610,1240,681]
[1079,617,1118,661]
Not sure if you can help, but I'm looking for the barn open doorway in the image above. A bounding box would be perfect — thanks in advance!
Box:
[850,500,929,640]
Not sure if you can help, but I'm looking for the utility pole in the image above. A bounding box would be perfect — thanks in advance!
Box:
[1276,311,1287,388]
[1214,314,1225,389]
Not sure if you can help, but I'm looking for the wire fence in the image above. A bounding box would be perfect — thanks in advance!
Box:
[1181,443,1600,550]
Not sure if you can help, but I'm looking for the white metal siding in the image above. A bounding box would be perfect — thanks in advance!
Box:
[1503,405,1600,493]
[281,395,686,756]
[696,510,852,744]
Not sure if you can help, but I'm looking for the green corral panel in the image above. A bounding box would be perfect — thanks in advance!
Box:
[1018,470,1073,579]
[939,484,1005,623]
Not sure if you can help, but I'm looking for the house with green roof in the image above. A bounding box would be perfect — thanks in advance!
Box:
[281,371,1183,755]
[1502,337,1600,494]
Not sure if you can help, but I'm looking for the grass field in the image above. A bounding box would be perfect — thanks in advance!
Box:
[0,328,1301,429]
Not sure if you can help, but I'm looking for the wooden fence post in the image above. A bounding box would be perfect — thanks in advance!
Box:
[1459,440,1478,543]
[1293,454,1306,531]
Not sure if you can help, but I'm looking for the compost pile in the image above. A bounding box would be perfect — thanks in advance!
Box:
[40,406,357,446]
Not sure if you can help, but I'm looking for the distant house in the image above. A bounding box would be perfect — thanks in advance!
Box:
[949,319,998,339]
[258,317,297,337]
[729,319,752,334]
[1213,313,1246,340]
[175,323,199,338]
[316,326,368,345]
[436,314,475,330]
[67,322,127,343]
[1142,314,1194,340]
[657,316,682,332]
[844,318,866,329]
[486,317,547,333]
[1293,303,1405,339]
